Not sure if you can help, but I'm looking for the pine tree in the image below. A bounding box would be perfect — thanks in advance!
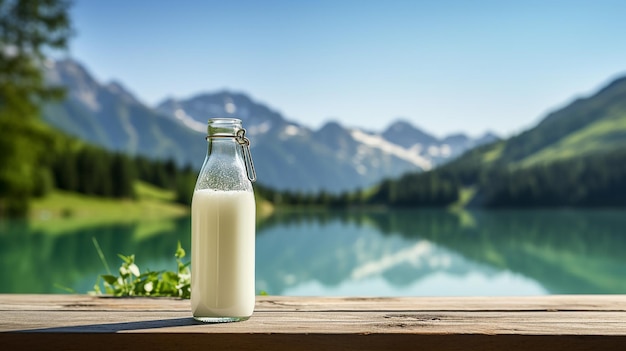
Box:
[0,0,72,216]
[110,153,136,198]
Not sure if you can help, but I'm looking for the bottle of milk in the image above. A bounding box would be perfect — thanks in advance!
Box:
[191,118,256,323]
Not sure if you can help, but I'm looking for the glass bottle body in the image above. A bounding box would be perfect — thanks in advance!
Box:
[191,118,255,323]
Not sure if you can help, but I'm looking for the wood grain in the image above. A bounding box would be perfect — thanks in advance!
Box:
[1,295,626,350]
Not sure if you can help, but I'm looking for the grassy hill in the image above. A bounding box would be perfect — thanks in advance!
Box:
[519,112,626,167]
[29,182,188,233]
[477,76,626,168]
[30,181,275,234]
[363,74,626,208]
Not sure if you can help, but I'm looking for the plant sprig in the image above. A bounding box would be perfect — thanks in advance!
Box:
[91,239,190,299]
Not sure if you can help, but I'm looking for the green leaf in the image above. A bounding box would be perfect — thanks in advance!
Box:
[175,241,185,259]
[102,275,118,285]
[117,254,132,264]
[163,271,178,283]
[92,237,111,275]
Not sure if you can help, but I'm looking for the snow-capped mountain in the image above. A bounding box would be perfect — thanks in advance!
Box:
[43,58,498,192]
[381,120,498,164]
[156,93,498,187]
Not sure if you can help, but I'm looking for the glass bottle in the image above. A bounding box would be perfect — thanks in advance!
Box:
[191,118,256,323]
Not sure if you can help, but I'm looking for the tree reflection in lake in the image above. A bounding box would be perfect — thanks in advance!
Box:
[0,218,191,294]
[256,209,626,295]
[1,209,625,295]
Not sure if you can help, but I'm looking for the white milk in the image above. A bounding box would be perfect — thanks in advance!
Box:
[191,189,256,321]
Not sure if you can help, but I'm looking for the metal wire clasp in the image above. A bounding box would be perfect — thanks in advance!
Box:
[205,128,257,183]
[235,129,257,183]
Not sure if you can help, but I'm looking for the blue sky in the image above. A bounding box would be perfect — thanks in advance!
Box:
[69,0,626,137]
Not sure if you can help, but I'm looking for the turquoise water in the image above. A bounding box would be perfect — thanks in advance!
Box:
[1,209,625,295]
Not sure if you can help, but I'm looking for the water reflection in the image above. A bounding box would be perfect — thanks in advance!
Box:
[256,209,626,295]
[0,218,190,294]
[1,209,625,295]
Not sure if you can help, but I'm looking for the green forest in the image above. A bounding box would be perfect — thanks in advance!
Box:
[256,148,626,209]
[376,148,626,208]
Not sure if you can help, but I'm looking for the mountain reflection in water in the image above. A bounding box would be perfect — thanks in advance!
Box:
[1,209,625,295]
[256,209,626,295]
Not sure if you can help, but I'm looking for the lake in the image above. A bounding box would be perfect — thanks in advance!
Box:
[1,209,625,295]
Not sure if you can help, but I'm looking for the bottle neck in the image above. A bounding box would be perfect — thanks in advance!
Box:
[205,123,256,183]
[207,138,242,159]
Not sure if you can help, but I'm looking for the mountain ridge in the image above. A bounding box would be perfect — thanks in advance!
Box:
[462,73,626,168]
[43,58,498,192]
[391,72,626,208]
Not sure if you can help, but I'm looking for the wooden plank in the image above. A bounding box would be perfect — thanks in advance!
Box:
[0,294,187,311]
[2,310,626,335]
[2,295,626,351]
[3,294,626,312]
[257,295,626,312]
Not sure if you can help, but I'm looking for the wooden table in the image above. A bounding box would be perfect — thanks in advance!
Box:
[1,295,625,350]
